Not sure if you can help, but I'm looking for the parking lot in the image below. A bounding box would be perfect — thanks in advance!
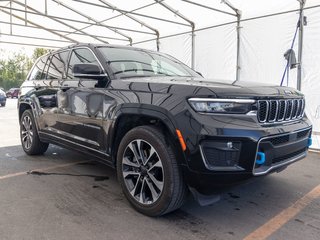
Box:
[0,98,319,240]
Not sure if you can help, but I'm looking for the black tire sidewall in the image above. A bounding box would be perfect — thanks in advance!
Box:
[117,126,178,216]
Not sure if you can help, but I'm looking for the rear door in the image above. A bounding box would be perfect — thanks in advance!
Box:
[22,55,59,133]
[42,50,70,134]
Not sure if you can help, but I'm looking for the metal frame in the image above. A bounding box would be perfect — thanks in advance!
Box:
[0,6,155,35]
[97,0,159,50]
[0,0,306,85]
[153,0,196,68]
[0,7,78,43]
[10,0,109,44]
[297,0,306,91]
[221,0,242,82]
[51,0,132,45]
[62,2,160,39]
[0,20,128,41]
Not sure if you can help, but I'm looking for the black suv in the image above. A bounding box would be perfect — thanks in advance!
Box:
[19,44,312,216]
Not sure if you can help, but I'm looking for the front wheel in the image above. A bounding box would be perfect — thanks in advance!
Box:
[20,110,49,155]
[117,126,187,216]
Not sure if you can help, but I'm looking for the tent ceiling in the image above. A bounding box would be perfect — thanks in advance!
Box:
[0,0,318,49]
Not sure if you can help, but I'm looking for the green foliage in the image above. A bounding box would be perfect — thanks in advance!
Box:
[31,48,50,62]
[0,48,51,90]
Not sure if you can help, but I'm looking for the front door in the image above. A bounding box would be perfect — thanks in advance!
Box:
[55,48,106,151]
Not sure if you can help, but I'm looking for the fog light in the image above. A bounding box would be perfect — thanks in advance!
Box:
[201,141,242,170]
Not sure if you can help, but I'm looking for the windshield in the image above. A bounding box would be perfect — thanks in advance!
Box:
[98,47,200,79]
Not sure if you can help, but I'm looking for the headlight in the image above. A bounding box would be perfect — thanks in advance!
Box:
[188,98,255,114]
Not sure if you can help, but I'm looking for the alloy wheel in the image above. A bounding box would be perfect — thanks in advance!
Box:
[122,139,164,205]
[21,115,34,150]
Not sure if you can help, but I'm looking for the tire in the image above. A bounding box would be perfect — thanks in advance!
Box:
[1,103,5,107]
[117,125,187,216]
[20,109,49,155]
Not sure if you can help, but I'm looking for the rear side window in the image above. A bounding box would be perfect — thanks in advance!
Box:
[28,56,49,80]
[67,48,100,79]
[46,51,69,79]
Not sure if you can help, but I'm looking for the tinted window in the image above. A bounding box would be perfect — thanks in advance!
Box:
[67,48,100,78]
[98,47,199,79]
[47,51,69,79]
[28,56,49,80]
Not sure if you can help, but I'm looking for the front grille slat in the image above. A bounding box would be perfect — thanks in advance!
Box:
[258,98,305,123]
[277,100,286,121]
[292,99,298,119]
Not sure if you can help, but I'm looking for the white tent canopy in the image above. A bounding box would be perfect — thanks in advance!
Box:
[0,0,319,149]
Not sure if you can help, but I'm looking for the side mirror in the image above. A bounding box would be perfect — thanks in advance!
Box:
[73,63,103,78]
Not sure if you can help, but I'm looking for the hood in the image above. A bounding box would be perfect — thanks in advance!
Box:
[111,76,303,99]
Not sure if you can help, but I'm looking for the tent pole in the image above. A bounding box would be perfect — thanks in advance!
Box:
[191,26,195,69]
[153,0,195,67]
[297,0,305,91]
[10,0,12,34]
[156,32,160,51]
[0,8,78,43]
[51,0,132,44]
[222,0,241,82]
[24,0,27,25]
[236,14,241,82]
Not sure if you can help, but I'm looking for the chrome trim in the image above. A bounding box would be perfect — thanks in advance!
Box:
[258,98,304,124]
[73,122,102,130]
[253,152,306,176]
[300,99,305,117]
[188,98,256,104]
[258,100,268,123]
[47,127,100,146]
[246,110,257,116]
[40,131,110,156]
[268,100,277,122]
[252,127,311,176]
[71,46,107,76]
[297,99,302,117]
[59,46,108,86]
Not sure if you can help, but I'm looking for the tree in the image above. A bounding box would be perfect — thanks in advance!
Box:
[31,48,50,62]
[0,48,51,90]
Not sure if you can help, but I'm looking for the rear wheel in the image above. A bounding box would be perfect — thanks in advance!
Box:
[20,110,49,155]
[117,126,187,216]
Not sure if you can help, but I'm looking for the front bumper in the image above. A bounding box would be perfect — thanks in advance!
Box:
[175,109,312,195]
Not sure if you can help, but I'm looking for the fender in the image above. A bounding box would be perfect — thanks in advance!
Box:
[107,103,187,165]
[18,94,42,132]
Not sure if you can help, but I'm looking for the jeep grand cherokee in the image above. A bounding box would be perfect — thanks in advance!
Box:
[18,44,312,216]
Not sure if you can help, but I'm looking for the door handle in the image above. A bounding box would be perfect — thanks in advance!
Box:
[60,85,70,91]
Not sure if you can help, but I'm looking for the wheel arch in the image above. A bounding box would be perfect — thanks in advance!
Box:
[109,106,187,167]
[19,101,33,120]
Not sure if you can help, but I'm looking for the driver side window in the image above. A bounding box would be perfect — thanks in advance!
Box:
[67,48,101,79]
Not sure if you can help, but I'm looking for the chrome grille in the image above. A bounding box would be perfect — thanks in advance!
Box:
[258,99,305,123]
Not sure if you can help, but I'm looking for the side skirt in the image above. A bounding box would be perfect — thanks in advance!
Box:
[39,132,115,168]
